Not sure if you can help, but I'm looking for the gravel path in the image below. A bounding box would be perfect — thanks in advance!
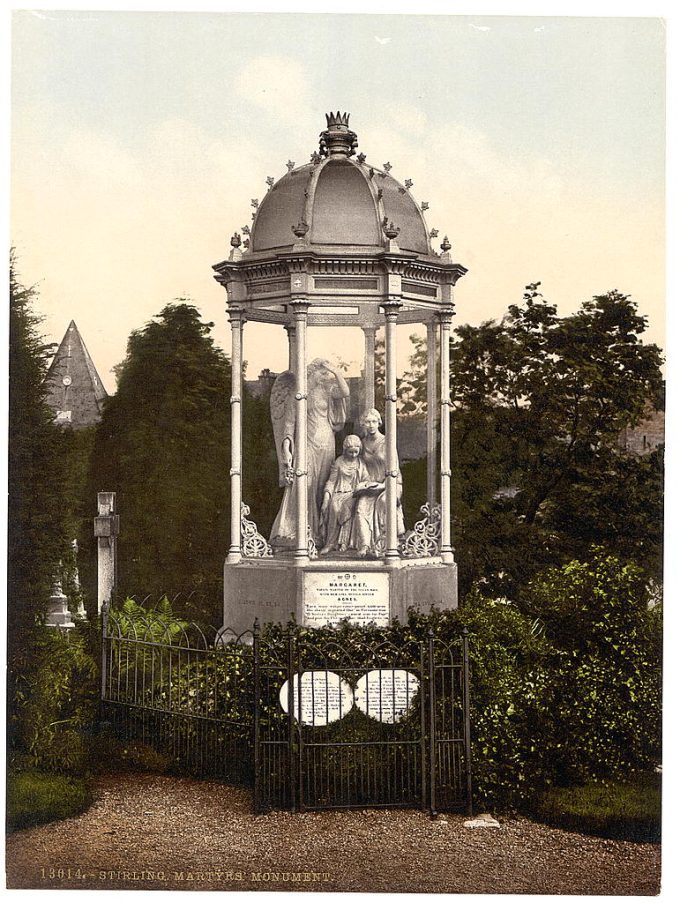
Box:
[5,773,661,894]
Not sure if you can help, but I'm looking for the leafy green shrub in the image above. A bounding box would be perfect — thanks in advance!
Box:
[533,774,661,842]
[109,595,188,639]
[518,548,662,784]
[6,769,93,832]
[9,628,98,774]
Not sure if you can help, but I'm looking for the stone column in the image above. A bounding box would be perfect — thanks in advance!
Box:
[94,491,119,613]
[285,323,296,372]
[291,300,310,562]
[227,306,244,563]
[362,325,377,412]
[426,319,438,508]
[383,300,402,561]
[438,308,455,563]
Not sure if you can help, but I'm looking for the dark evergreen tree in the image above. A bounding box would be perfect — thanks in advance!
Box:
[8,253,71,651]
[85,302,231,622]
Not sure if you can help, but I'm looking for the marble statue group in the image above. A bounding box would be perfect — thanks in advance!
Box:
[270,359,404,557]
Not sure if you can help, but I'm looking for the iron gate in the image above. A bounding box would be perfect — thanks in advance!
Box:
[255,627,471,815]
[100,606,472,815]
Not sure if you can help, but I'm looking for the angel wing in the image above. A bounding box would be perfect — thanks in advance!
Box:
[270,370,296,487]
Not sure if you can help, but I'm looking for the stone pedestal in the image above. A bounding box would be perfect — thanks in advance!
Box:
[223,556,457,635]
[45,580,75,630]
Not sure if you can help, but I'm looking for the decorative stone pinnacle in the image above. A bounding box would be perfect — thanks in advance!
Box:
[286,160,295,172]
[319,111,358,158]
[430,228,439,238]
[440,235,452,252]
[405,179,413,189]
[383,162,392,172]
[251,198,259,208]
[377,188,383,200]
[310,151,322,164]
[242,225,250,235]
[266,176,274,188]
[356,152,366,164]
[243,238,250,249]
[368,167,375,179]
[230,232,242,248]
[421,201,429,211]
[291,221,309,239]
[384,221,401,240]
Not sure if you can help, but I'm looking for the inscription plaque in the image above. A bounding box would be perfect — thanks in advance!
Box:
[303,571,389,627]
[355,669,420,724]
[279,671,354,726]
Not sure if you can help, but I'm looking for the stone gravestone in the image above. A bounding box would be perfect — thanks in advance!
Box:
[279,671,354,727]
[354,669,420,724]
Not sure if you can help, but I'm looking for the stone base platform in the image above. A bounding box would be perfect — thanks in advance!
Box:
[223,554,457,634]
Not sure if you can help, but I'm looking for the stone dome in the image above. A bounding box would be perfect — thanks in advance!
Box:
[250,113,433,257]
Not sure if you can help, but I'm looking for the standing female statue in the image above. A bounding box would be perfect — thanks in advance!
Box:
[352,408,405,557]
[269,359,349,550]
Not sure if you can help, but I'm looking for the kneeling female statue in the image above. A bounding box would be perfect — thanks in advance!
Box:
[351,408,405,557]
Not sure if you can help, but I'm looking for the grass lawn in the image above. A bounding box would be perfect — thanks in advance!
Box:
[532,773,661,842]
[6,769,93,833]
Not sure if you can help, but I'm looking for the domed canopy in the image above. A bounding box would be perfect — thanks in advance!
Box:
[251,114,432,256]
[214,112,467,330]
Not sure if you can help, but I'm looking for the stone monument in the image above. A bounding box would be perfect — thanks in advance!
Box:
[213,112,467,633]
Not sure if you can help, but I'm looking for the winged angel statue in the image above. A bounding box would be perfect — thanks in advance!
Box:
[269,359,349,549]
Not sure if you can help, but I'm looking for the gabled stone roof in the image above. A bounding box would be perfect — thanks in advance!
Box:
[44,321,108,429]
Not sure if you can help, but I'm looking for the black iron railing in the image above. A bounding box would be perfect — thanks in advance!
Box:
[100,605,471,815]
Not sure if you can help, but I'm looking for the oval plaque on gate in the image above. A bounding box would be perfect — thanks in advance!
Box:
[354,669,420,724]
[279,671,354,727]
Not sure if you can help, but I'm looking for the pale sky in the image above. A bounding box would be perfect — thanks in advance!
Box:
[11,11,665,392]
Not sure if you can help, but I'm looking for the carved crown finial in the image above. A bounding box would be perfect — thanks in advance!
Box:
[230,232,242,248]
[440,235,452,252]
[383,221,400,240]
[325,111,350,128]
[320,111,358,158]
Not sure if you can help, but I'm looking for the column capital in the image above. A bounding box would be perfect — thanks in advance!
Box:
[284,322,297,334]
[381,298,403,320]
[437,305,455,326]
[289,298,311,320]
[227,305,245,325]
